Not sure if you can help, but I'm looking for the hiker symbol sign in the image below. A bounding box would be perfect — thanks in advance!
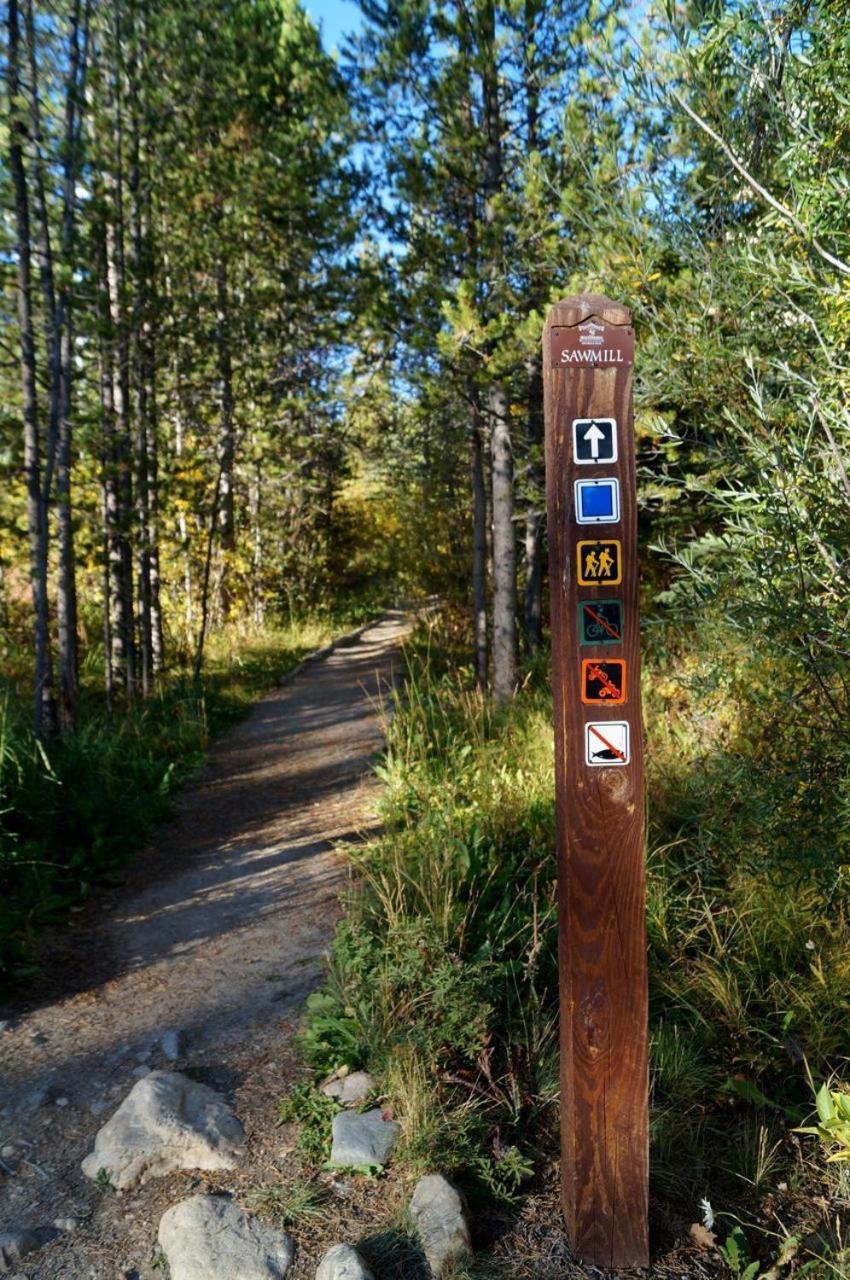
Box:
[576,539,622,585]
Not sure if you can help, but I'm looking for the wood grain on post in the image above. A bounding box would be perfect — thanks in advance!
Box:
[543,294,649,1269]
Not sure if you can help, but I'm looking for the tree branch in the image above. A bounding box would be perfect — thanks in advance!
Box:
[670,89,850,278]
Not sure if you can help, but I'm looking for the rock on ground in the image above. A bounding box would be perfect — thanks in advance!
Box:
[81,1071,243,1190]
[315,1244,375,1280]
[320,1071,373,1107]
[158,1194,294,1280]
[409,1174,472,1277]
[329,1108,400,1168]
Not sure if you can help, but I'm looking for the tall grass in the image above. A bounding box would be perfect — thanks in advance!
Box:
[297,614,850,1256]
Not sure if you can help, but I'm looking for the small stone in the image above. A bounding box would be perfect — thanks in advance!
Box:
[55,1096,69,1107]
[1,1145,16,1158]
[158,1195,293,1280]
[329,1109,399,1169]
[316,1244,374,1280]
[409,1174,472,1277]
[82,1071,244,1191]
[131,1066,151,1079]
[90,1101,110,1116]
[321,1072,373,1107]
[159,1030,183,1062]
[53,1217,79,1232]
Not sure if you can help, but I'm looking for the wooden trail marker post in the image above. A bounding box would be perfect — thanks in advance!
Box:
[542,294,649,1269]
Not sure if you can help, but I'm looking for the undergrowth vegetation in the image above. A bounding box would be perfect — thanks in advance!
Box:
[0,609,370,985]
[291,613,850,1274]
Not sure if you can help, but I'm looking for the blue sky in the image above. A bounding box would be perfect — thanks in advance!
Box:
[303,0,363,52]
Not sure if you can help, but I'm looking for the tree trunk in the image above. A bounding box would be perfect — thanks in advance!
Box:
[129,37,153,696]
[520,0,545,656]
[56,0,90,729]
[523,350,544,652]
[479,0,516,701]
[215,249,235,618]
[7,0,56,738]
[490,381,517,701]
[104,5,136,697]
[468,387,488,687]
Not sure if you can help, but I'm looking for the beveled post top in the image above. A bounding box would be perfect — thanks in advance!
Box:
[545,294,631,329]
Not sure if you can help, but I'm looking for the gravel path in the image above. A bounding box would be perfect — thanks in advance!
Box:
[0,611,410,1277]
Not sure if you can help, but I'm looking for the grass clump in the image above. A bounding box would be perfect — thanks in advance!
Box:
[246,1178,330,1227]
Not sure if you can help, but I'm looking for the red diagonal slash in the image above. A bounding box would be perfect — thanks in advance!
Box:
[584,604,620,640]
[588,723,626,761]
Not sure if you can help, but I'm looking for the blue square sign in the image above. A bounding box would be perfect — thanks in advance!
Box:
[574,478,620,525]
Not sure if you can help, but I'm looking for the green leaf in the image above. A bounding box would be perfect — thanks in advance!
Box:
[816,1083,836,1124]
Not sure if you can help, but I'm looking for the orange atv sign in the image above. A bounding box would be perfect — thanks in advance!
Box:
[581,658,627,705]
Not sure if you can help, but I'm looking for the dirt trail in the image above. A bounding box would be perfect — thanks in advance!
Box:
[0,611,410,1276]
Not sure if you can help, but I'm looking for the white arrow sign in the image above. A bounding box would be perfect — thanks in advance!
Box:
[583,423,605,459]
[572,417,617,465]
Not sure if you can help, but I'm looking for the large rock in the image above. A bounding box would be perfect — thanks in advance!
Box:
[320,1071,373,1107]
[158,1195,294,1280]
[409,1174,472,1277]
[316,1243,374,1280]
[81,1071,243,1190]
[330,1108,399,1168]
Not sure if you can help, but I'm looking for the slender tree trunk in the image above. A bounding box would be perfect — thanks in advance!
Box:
[98,222,131,699]
[194,462,225,680]
[215,249,235,618]
[147,341,164,674]
[7,0,55,738]
[129,42,153,696]
[57,315,79,727]
[249,453,264,626]
[172,367,193,637]
[104,6,136,697]
[490,381,517,701]
[468,387,488,687]
[521,1,545,655]
[56,0,90,728]
[523,351,544,652]
[480,0,516,701]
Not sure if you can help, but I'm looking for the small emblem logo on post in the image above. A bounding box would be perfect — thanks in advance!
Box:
[577,539,622,585]
[585,720,630,767]
[573,417,617,465]
[581,658,627,704]
[575,478,620,525]
[578,599,623,645]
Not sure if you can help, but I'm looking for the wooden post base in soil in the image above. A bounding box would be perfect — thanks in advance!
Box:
[543,294,649,1269]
